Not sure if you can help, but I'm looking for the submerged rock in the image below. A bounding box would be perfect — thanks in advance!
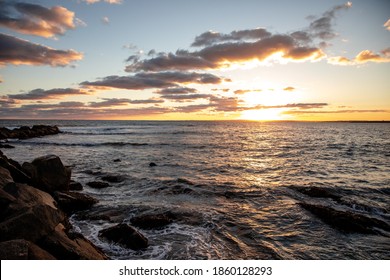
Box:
[101,174,125,183]
[99,223,148,250]
[299,202,390,235]
[69,180,83,191]
[87,181,110,189]
[131,213,173,229]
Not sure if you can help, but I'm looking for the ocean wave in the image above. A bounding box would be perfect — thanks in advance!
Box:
[14,141,149,147]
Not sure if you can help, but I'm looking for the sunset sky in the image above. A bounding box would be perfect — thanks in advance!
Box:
[0,0,389,120]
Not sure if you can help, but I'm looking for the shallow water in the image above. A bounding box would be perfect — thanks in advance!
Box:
[2,120,390,259]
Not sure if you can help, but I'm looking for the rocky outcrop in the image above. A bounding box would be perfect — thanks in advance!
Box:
[87,181,110,189]
[0,125,60,140]
[0,151,108,260]
[99,223,148,250]
[22,155,71,193]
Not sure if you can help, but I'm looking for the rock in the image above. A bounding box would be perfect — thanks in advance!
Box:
[130,213,172,229]
[0,183,65,242]
[299,202,390,235]
[0,154,31,184]
[113,158,121,162]
[69,180,83,191]
[0,188,16,221]
[87,181,110,189]
[99,223,148,250]
[290,186,341,201]
[0,143,15,148]
[0,239,56,260]
[0,125,60,140]
[101,175,125,183]
[0,166,14,188]
[149,162,157,167]
[22,155,71,193]
[54,191,98,214]
[39,223,108,260]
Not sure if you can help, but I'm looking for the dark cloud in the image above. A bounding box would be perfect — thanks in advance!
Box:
[161,94,212,102]
[0,33,83,67]
[191,28,272,47]
[81,71,223,90]
[126,34,325,72]
[0,1,77,38]
[155,87,198,94]
[8,87,91,100]
[88,98,164,107]
[308,2,352,40]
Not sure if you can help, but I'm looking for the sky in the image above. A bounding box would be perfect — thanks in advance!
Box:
[0,0,389,121]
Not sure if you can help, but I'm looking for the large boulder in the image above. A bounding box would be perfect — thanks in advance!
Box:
[0,239,56,260]
[0,154,31,184]
[22,155,71,193]
[99,223,148,250]
[0,183,65,242]
[0,166,13,188]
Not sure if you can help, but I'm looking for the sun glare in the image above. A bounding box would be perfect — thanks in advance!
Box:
[240,108,286,121]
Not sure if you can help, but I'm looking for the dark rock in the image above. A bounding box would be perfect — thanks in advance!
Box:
[22,155,71,193]
[0,239,56,260]
[99,223,148,250]
[101,174,125,183]
[69,180,83,191]
[87,181,110,189]
[113,158,121,162]
[39,223,108,260]
[149,162,157,167]
[0,188,16,221]
[299,202,390,235]
[54,191,98,214]
[0,154,31,184]
[0,143,15,149]
[290,186,341,201]
[131,213,172,229]
[0,166,14,188]
[0,125,60,140]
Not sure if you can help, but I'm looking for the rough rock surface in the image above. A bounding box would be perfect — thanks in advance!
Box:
[99,223,148,250]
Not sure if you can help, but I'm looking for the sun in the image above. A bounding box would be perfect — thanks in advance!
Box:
[240,108,286,121]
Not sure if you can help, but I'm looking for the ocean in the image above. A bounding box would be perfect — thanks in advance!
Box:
[1,120,389,259]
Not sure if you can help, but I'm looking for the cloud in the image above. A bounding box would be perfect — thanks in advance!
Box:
[160,94,212,102]
[283,87,295,92]
[89,98,164,107]
[191,28,272,47]
[384,19,390,31]
[0,1,78,38]
[81,71,223,90]
[8,88,91,100]
[126,34,325,72]
[283,109,389,115]
[83,0,122,4]
[308,2,352,40]
[155,87,198,94]
[234,89,261,94]
[0,33,83,67]
[102,16,110,25]
[328,49,390,65]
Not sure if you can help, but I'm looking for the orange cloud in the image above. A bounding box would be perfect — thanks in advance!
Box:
[384,19,390,31]
[329,49,390,65]
[0,2,78,38]
[0,33,83,67]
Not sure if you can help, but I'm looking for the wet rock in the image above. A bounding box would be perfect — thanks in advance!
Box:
[299,202,390,235]
[290,186,341,201]
[0,239,56,260]
[87,181,110,189]
[131,213,172,229]
[149,162,157,167]
[113,158,121,162]
[39,223,108,260]
[101,174,125,183]
[0,125,60,140]
[22,155,71,193]
[99,223,148,250]
[54,191,98,214]
[0,143,15,149]
[69,180,83,191]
